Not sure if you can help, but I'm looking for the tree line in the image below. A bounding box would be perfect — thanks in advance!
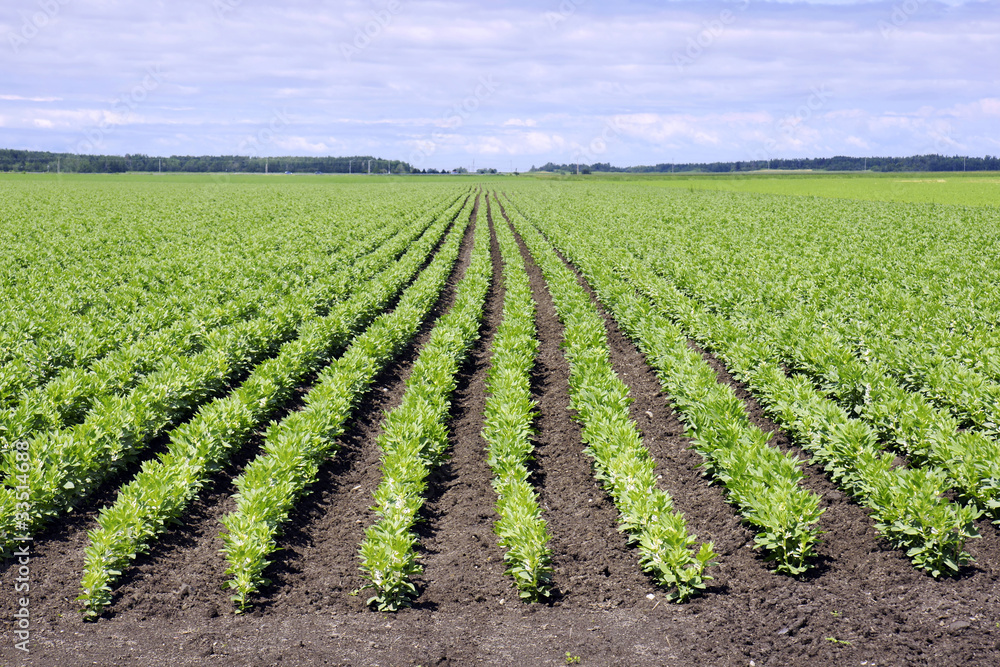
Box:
[0,150,421,174]
[5,149,997,176]
[532,155,1000,174]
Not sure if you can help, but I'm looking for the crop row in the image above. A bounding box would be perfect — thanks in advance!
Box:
[612,201,1000,519]
[358,195,492,611]
[77,193,475,617]
[600,185,1000,443]
[219,195,477,612]
[658,275,1000,523]
[0,183,453,409]
[0,195,442,452]
[632,257,980,577]
[515,185,982,578]
[502,198,715,601]
[1,192,470,554]
[505,195,824,576]
[481,194,553,600]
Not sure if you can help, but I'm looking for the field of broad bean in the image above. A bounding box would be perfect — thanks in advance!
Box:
[2,173,999,666]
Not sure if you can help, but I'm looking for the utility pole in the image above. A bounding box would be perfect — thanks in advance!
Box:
[349,160,352,174]
[265,158,268,174]
[57,157,60,174]
[964,156,967,171]
[368,159,371,175]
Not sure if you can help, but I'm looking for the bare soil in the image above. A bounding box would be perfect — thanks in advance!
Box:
[2,192,999,666]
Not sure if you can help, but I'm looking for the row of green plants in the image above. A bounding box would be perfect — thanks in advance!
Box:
[503,199,716,602]
[511,183,984,578]
[506,197,825,576]
[615,201,1000,449]
[0,186,338,408]
[791,282,1000,436]
[0,193,470,554]
[681,290,1000,524]
[869,330,1000,440]
[623,188,1000,517]
[357,198,493,611]
[220,196,478,612]
[622,262,981,578]
[764,243,1000,434]
[0,202,430,452]
[615,219,999,538]
[0,181,460,412]
[792,295,1000,444]
[593,184,1000,444]
[77,194,475,618]
[479,195,552,600]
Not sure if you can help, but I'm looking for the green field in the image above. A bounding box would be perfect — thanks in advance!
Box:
[527,170,1000,208]
[2,172,999,665]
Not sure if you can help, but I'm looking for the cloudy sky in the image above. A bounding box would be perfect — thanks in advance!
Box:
[2,0,996,170]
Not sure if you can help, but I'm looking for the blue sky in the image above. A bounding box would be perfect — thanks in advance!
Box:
[1,0,996,170]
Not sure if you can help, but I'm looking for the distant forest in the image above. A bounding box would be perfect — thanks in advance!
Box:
[533,154,1000,174]
[0,150,429,174]
[3,149,998,175]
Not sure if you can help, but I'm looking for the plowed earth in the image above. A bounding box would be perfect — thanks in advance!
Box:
[2,195,999,666]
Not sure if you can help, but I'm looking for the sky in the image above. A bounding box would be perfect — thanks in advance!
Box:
[1,0,997,171]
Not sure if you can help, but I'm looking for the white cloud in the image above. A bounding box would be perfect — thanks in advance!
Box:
[845,135,870,149]
[274,136,332,153]
[1,0,997,167]
[0,95,62,102]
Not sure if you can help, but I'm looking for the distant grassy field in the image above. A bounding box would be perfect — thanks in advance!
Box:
[528,170,1000,208]
[6,170,999,207]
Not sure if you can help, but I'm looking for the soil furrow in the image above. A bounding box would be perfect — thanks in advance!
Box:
[107,193,479,621]
[518,208,1000,665]
[253,192,482,615]
[407,193,510,611]
[496,198,659,608]
[0,194,480,661]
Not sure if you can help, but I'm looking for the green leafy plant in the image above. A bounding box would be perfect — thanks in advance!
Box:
[77,196,476,618]
[222,196,477,612]
[505,196,822,577]
[482,194,553,602]
[506,200,715,602]
[358,200,492,611]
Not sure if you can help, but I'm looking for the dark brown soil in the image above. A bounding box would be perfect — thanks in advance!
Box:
[2,191,1000,666]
